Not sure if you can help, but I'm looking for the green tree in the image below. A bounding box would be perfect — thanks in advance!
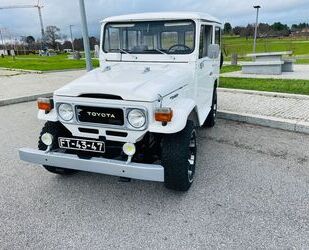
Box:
[224,22,232,34]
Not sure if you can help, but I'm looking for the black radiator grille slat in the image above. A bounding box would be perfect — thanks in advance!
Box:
[76,106,124,126]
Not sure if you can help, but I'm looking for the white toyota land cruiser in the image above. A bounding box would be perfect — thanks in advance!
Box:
[19,12,223,191]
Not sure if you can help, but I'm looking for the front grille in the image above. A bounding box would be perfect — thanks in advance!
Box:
[76,105,124,126]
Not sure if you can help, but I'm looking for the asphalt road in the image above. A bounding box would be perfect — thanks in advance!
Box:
[1,102,309,249]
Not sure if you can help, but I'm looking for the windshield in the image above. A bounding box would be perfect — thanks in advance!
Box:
[103,20,195,55]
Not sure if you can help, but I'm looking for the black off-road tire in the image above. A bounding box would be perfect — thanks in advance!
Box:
[38,121,77,175]
[162,120,197,191]
[204,87,217,128]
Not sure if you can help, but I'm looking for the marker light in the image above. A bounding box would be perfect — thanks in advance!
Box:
[155,107,173,122]
[41,133,53,146]
[38,98,53,112]
[122,143,136,156]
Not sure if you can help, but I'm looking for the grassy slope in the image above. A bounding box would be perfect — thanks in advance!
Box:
[223,36,309,57]
[0,54,99,71]
[220,65,309,95]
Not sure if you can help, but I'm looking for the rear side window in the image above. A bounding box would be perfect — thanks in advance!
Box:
[215,27,221,45]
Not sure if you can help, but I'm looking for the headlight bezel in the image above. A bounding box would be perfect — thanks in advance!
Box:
[126,108,147,130]
[57,103,74,122]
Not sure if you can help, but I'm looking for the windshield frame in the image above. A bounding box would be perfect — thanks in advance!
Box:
[102,19,196,55]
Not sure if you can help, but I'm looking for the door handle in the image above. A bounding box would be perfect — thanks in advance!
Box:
[199,62,204,69]
[209,72,213,76]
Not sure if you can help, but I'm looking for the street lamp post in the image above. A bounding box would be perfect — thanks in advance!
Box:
[69,25,75,52]
[78,0,93,71]
[253,5,261,53]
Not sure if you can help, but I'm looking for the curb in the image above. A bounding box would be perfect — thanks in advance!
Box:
[0,67,43,74]
[42,69,86,74]
[218,88,309,100]
[218,110,309,135]
[0,67,87,74]
[0,93,53,107]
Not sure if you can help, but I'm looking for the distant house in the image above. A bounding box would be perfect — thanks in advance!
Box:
[291,28,309,37]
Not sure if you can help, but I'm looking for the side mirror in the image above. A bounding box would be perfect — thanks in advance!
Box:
[207,44,220,59]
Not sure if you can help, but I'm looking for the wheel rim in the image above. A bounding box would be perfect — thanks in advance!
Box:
[188,130,197,183]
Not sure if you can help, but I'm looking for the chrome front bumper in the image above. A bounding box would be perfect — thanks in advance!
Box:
[19,148,164,182]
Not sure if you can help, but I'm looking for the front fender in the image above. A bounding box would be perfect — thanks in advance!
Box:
[148,98,196,134]
[37,109,58,122]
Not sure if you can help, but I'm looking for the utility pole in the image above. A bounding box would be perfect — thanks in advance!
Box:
[253,5,261,53]
[0,29,7,53]
[69,25,75,52]
[78,0,93,71]
[37,4,45,40]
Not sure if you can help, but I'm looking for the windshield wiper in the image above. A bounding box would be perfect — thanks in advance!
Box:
[154,48,175,60]
[117,48,137,60]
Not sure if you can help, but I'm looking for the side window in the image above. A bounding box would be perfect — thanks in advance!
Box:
[199,25,213,59]
[215,27,221,45]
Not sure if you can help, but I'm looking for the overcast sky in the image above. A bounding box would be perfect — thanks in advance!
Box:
[0,0,308,39]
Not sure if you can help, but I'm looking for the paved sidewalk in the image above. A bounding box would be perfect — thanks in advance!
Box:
[0,69,85,101]
[221,64,309,80]
[218,89,309,134]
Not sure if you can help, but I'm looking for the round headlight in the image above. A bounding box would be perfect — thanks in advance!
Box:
[127,109,146,128]
[58,103,74,121]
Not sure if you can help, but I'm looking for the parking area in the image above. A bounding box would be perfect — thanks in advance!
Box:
[1,101,309,248]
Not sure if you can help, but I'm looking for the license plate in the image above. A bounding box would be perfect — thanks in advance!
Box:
[58,137,105,153]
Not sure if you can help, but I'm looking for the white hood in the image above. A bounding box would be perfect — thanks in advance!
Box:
[55,63,193,102]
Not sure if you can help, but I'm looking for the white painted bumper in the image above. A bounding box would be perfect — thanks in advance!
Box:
[19,148,164,182]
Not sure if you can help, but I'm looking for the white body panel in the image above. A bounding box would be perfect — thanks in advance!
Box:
[20,12,223,183]
[40,12,222,142]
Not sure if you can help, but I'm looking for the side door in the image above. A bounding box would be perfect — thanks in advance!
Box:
[195,24,214,122]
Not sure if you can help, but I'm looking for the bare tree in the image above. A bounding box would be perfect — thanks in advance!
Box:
[45,26,61,50]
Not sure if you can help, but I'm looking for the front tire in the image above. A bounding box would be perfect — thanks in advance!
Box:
[38,121,77,175]
[162,121,197,191]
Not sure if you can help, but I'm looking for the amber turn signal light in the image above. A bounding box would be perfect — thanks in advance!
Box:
[155,107,173,122]
[37,98,53,112]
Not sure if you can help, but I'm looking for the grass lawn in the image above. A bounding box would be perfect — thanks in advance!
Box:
[223,36,309,64]
[220,77,309,95]
[296,58,309,64]
[0,54,99,71]
[220,65,241,73]
[223,36,309,56]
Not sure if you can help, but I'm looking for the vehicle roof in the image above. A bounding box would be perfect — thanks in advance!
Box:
[102,12,221,24]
